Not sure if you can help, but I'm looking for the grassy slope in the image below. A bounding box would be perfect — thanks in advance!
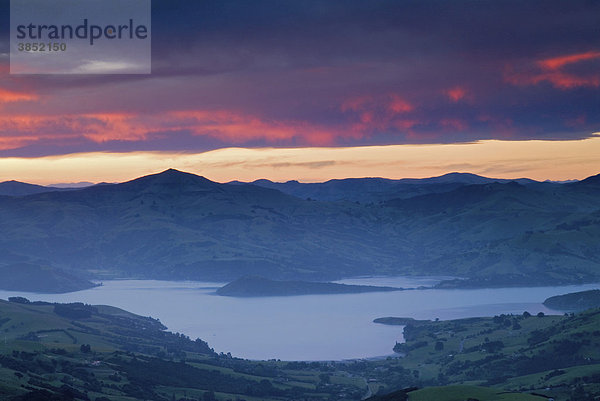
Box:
[0,299,370,401]
[0,263,97,293]
[543,289,600,311]
[2,299,599,400]
[379,308,600,400]
[408,385,546,401]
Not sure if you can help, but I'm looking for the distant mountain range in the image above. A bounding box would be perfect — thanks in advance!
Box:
[1,169,599,291]
[229,172,541,203]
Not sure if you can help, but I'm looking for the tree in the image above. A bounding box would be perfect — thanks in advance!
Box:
[319,373,331,383]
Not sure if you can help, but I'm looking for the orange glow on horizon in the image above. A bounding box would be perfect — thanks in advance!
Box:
[1,135,599,186]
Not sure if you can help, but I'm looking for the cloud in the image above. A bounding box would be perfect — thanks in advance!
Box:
[505,50,600,89]
[0,0,598,157]
[0,88,38,103]
[538,51,600,70]
[445,87,468,102]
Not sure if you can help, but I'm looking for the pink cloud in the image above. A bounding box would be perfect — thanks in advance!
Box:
[538,51,600,70]
[0,88,39,103]
[505,50,600,90]
[445,86,468,102]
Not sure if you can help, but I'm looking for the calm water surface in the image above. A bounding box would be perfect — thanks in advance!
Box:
[0,277,597,361]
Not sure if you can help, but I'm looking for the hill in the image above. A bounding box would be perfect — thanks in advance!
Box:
[0,169,599,289]
[0,298,369,400]
[240,172,540,203]
[0,169,409,282]
[384,179,600,286]
[544,289,600,311]
[0,263,97,293]
[0,181,62,197]
[1,298,598,400]
[375,308,600,400]
[216,275,401,297]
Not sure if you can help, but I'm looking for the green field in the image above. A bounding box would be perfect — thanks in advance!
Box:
[408,385,547,401]
[1,297,599,400]
[376,308,600,400]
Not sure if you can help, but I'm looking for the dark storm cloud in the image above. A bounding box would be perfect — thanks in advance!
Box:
[0,0,598,156]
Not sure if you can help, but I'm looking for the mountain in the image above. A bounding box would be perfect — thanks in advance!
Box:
[0,180,63,197]
[0,169,599,288]
[0,169,406,282]
[238,172,542,202]
[383,179,600,285]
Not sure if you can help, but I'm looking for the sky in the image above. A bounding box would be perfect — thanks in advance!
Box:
[0,0,599,184]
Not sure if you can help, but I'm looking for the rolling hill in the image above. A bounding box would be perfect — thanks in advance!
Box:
[374,308,600,400]
[0,181,63,197]
[235,172,540,203]
[0,169,599,288]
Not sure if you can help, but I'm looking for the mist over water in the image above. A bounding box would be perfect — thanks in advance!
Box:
[1,277,597,361]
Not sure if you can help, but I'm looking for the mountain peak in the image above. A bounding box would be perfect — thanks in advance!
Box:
[121,169,221,193]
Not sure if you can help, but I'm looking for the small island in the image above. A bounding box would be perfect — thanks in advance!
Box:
[543,289,600,311]
[373,317,430,326]
[216,275,402,297]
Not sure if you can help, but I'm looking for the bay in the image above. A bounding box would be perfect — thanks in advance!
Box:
[0,277,597,361]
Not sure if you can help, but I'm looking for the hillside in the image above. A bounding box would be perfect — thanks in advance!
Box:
[0,169,410,282]
[1,299,598,400]
[384,179,600,286]
[0,169,599,288]
[0,263,97,293]
[374,308,600,400]
[0,181,62,197]
[543,289,600,311]
[216,276,400,297]
[0,298,370,400]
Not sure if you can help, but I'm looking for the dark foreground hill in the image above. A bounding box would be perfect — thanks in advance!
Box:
[1,299,598,400]
[0,298,366,400]
[375,308,600,400]
[1,169,600,288]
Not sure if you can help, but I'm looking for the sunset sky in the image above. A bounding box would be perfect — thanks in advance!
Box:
[0,1,599,185]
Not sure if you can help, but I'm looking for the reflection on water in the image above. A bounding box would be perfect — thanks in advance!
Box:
[0,277,597,361]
